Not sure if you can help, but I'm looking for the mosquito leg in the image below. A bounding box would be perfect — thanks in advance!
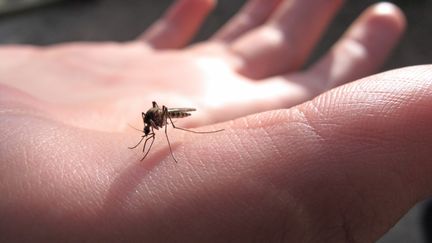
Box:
[129,135,145,149]
[167,113,185,131]
[162,106,169,127]
[167,114,224,134]
[141,134,154,153]
[164,119,178,163]
[141,134,155,161]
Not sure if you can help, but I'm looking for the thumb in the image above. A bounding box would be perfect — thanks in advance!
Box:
[237,64,432,242]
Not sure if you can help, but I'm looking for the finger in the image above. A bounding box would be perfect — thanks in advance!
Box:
[230,0,344,79]
[283,65,432,242]
[212,0,282,42]
[140,0,215,49]
[216,65,432,242]
[306,2,406,90]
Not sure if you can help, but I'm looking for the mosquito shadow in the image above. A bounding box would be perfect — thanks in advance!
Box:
[102,142,180,215]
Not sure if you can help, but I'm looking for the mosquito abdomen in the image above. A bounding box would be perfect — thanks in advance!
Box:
[169,111,192,118]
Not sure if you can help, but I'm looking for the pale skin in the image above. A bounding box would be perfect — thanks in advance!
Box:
[1,0,431,242]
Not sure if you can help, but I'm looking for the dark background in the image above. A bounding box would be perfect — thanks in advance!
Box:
[0,0,430,242]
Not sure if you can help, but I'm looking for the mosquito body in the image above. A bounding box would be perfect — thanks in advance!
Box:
[129,101,223,163]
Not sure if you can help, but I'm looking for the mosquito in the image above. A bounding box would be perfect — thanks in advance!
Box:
[129,101,224,163]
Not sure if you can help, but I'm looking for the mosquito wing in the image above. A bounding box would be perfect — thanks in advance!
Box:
[167,107,196,120]
[167,108,196,113]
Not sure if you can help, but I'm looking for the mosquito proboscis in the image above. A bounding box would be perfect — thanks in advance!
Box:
[129,101,224,163]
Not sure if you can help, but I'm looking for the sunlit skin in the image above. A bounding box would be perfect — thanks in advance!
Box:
[2,0,432,242]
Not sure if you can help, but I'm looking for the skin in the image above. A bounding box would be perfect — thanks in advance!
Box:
[1,0,431,242]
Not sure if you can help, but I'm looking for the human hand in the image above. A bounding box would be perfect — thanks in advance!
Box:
[1,0,424,242]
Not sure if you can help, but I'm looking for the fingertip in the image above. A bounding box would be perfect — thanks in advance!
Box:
[306,2,408,89]
[344,2,407,66]
[346,2,406,64]
[360,2,407,40]
[371,2,406,28]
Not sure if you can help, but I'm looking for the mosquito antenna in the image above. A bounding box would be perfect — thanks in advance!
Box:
[174,126,224,134]
[128,123,143,132]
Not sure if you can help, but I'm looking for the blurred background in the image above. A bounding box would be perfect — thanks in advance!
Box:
[0,0,430,242]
